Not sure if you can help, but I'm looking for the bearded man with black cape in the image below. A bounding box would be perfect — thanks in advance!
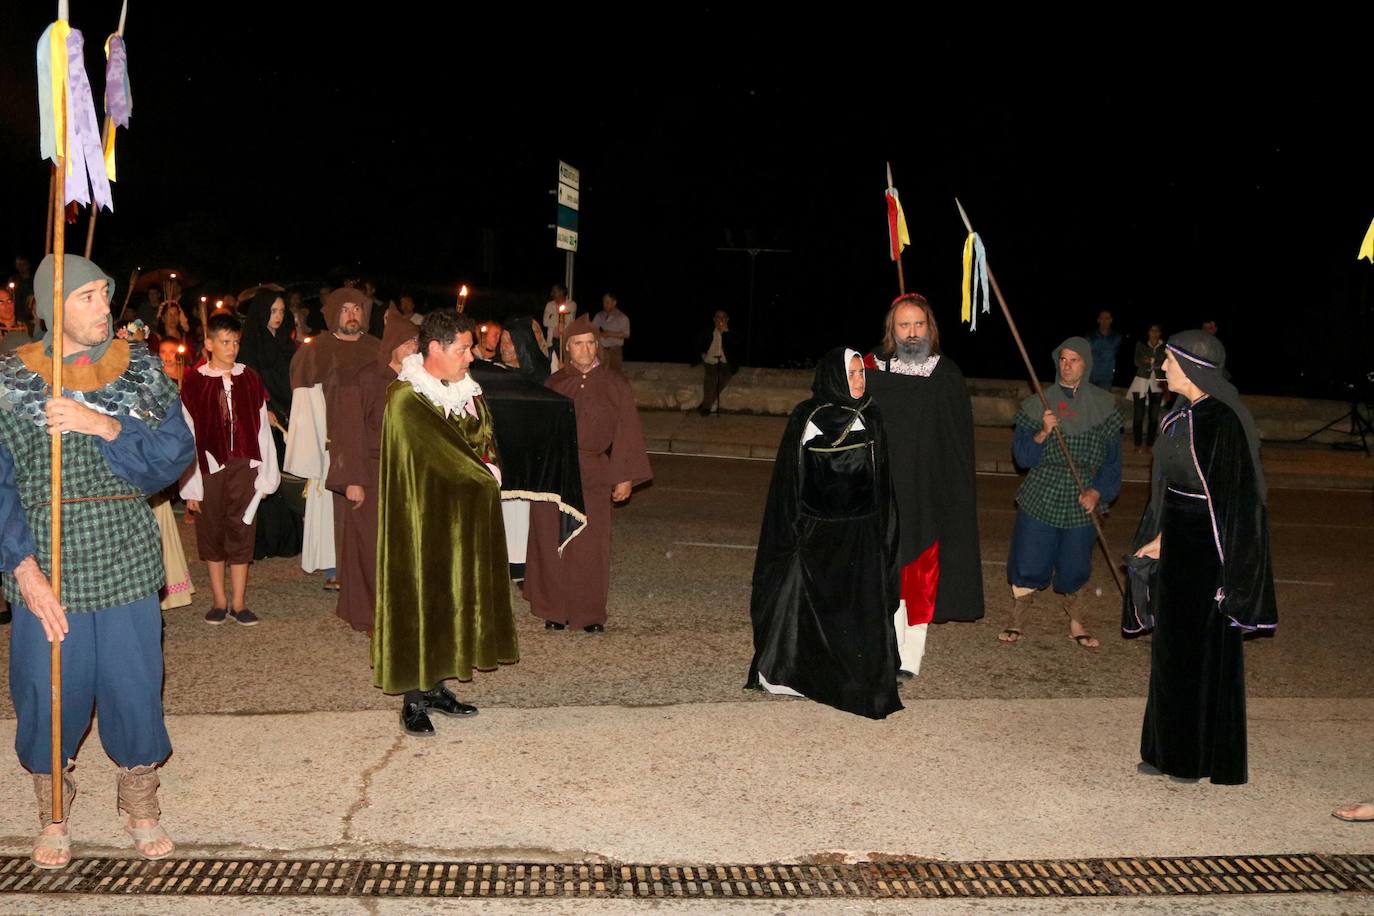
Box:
[372,311,517,737]
[747,348,902,720]
[864,294,985,678]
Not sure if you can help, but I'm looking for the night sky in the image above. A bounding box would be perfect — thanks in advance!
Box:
[3,9,1372,396]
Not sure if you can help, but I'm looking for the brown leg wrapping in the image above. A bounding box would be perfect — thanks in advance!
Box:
[1008,589,1035,631]
[33,768,76,828]
[1062,590,1086,626]
[116,765,161,821]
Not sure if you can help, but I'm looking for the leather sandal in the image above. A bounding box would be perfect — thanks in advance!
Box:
[32,768,76,870]
[124,821,174,860]
[31,830,71,870]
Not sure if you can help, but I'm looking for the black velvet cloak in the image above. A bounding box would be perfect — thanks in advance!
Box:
[1123,396,1275,785]
[747,349,902,720]
[470,362,586,548]
[865,357,985,622]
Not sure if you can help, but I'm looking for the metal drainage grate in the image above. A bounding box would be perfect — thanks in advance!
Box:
[0,854,1369,899]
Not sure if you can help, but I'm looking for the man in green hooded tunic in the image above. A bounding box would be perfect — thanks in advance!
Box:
[999,337,1123,649]
[372,311,518,737]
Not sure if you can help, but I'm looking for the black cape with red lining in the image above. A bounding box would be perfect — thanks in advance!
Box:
[864,356,985,622]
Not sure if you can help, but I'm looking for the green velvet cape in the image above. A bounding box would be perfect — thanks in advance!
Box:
[371,382,518,694]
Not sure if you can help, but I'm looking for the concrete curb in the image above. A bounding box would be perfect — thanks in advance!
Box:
[640,410,1374,490]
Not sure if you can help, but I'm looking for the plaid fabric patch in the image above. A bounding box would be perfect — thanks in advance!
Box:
[1013,407,1123,529]
[0,347,176,612]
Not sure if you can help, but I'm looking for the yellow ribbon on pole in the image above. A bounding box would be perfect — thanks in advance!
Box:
[46,21,71,165]
[960,232,974,324]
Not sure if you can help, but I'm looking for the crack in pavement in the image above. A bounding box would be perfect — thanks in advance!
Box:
[341,733,405,845]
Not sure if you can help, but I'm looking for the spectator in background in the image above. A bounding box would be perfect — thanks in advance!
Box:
[0,286,34,354]
[1087,309,1122,390]
[156,299,191,342]
[475,319,502,364]
[1129,323,1166,452]
[591,292,630,373]
[695,309,741,416]
[542,284,577,351]
[398,293,424,326]
[286,290,310,340]
[138,285,163,331]
[8,256,34,326]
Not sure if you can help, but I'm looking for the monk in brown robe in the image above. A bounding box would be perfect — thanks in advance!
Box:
[523,316,652,631]
[326,307,419,631]
[285,289,381,586]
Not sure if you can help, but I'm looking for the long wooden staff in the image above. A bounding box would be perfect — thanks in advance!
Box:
[49,161,67,822]
[44,172,57,256]
[955,198,1125,596]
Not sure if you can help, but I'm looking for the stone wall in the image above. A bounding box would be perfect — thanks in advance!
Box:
[621,362,1361,444]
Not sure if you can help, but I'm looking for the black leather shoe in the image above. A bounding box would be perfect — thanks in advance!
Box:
[400,700,435,737]
[544,621,566,630]
[896,669,915,680]
[583,623,605,634]
[422,684,478,718]
[0,608,11,626]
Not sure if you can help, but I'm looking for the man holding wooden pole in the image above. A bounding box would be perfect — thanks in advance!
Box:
[0,253,194,868]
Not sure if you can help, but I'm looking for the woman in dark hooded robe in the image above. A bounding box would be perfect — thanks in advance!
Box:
[237,289,303,558]
[747,348,903,720]
[1125,329,1276,785]
[499,315,552,382]
[238,290,296,418]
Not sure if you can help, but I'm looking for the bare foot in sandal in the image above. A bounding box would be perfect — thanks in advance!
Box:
[997,628,1022,644]
[126,816,174,859]
[1333,802,1374,822]
[1069,620,1100,649]
[32,821,70,869]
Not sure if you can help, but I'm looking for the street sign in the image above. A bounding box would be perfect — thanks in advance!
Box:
[557,205,579,232]
[556,227,579,252]
[558,183,579,210]
[558,161,580,190]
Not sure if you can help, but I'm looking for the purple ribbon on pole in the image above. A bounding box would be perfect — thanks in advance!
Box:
[64,29,113,212]
[105,35,131,128]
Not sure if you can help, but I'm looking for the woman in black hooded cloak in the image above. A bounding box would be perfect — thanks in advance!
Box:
[1125,329,1276,785]
[747,348,902,720]
[237,289,303,559]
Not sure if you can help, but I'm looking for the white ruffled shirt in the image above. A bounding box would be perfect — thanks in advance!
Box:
[397,352,481,419]
[396,353,500,483]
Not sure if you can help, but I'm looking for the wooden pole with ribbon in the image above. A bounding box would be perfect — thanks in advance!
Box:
[48,159,67,823]
[885,163,910,295]
[43,0,74,825]
[84,0,129,259]
[955,197,1126,596]
[38,0,116,822]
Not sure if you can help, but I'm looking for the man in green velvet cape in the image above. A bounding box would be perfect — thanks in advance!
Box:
[372,311,519,737]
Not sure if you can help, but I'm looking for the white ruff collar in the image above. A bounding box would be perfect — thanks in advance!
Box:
[397,352,482,418]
